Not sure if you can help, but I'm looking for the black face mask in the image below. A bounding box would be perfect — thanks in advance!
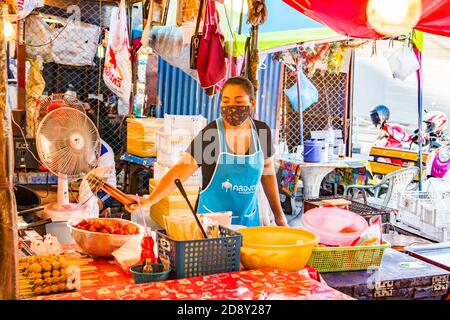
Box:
[221,105,251,126]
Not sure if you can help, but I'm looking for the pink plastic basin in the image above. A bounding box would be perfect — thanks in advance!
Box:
[302,207,368,246]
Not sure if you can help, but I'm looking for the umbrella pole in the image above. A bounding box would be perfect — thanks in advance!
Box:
[0,14,19,300]
[296,62,304,147]
[415,46,423,191]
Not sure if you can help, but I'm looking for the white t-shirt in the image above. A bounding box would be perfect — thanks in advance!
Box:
[99,138,117,187]
[78,139,117,218]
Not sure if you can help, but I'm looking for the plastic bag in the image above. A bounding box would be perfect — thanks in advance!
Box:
[17,0,44,20]
[112,234,144,274]
[386,45,420,81]
[284,70,319,112]
[103,0,132,104]
[30,234,63,255]
[25,57,45,137]
[351,215,383,246]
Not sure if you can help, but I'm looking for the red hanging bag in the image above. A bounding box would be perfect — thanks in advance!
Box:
[196,0,227,92]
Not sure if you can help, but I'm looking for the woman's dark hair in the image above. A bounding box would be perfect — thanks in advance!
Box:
[222,76,255,101]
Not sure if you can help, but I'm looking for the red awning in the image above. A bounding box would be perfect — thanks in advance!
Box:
[283,0,450,39]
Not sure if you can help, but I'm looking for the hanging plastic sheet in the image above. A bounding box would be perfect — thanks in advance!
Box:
[25,14,100,67]
[25,57,45,137]
[149,26,199,80]
[284,70,318,112]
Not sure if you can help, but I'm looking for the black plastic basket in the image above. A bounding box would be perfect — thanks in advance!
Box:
[306,196,393,223]
[157,226,242,279]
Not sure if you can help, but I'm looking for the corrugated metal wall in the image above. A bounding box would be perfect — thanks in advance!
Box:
[156,55,282,133]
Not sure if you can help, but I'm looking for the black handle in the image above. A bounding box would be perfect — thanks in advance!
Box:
[193,187,201,214]
[174,179,207,239]
[21,218,52,230]
[18,206,44,216]
[174,179,195,213]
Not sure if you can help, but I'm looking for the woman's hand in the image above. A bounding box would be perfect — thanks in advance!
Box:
[275,216,289,227]
[125,196,153,213]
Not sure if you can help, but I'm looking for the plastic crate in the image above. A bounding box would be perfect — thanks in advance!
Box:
[157,226,242,279]
[306,196,393,223]
[308,241,391,272]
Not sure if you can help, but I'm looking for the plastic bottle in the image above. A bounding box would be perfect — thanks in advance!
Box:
[140,233,158,264]
[142,258,153,273]
[326,127,335,161]
[65,84,77,98]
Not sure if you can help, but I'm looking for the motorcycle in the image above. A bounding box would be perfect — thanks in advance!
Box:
[373,122,412,165]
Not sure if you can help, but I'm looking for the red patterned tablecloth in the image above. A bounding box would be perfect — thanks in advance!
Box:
[34,267,353,300]
[27,244,352,300]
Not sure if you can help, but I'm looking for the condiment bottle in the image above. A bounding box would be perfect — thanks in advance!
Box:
[140,233,158,264]
[142,258,153,273]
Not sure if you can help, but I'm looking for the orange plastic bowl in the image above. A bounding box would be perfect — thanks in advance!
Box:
[239,227,319,272]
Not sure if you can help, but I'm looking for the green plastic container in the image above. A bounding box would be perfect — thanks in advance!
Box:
[307,241,391,272]
[130,263,171,284]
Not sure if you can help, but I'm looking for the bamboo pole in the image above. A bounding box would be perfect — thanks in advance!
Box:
[0,13,19,300]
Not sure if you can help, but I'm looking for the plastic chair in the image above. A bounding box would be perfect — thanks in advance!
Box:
[344,166,419,208]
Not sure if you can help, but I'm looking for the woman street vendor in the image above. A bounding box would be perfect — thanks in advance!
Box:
[130,77,288,227]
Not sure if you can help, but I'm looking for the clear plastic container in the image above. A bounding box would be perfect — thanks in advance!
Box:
[163,114,207,136]
[156,149,184,167]
[156,129,194,154]
[153,161,201,186]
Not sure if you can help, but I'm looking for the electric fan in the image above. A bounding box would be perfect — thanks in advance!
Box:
[36,107,101,221]
[35,93,86,129]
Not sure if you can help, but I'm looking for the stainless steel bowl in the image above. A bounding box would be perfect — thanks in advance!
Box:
[67,218,144,257]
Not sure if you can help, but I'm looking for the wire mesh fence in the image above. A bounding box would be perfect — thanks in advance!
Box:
[279,66,348,152]
[23,0,135,190]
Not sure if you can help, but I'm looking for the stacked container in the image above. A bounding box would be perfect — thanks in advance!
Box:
[154,114,206,186]
[127,117,164,157]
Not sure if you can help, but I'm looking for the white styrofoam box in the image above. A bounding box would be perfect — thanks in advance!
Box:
[156,129,194,154]
[153,161,170,181]
[153,161,201,186]
[157,149,185,167]
[163,114,207,136]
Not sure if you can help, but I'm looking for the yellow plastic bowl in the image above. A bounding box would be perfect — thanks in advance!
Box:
[239,227,319,272]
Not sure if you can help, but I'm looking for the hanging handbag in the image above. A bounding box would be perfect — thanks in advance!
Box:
[190,0,205,70]
[196,0,227,90]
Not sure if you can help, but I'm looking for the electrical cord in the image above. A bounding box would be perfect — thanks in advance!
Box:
[10,112,44,167]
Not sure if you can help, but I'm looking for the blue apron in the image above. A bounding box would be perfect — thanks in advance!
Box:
[197,118,264,227]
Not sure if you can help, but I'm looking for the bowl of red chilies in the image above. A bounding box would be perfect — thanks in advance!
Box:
[67,218,144,257]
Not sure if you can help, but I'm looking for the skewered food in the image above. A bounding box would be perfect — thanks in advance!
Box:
[19,254,76,296]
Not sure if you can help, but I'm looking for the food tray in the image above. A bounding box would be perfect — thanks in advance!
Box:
[307,241,391,272]
[157,226,242,279]
[306,196,393,223]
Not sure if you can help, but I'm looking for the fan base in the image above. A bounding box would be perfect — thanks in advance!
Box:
[39,202,87,222]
